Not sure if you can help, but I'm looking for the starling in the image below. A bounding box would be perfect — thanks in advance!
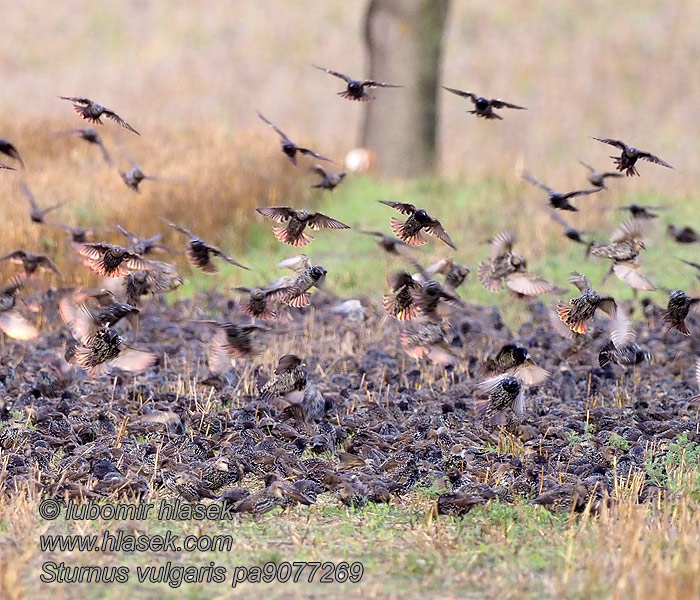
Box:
[547,209,587,244]
[557,273,617,334]
[477,230,558,296]
[598,341,651,368]
[162,470,217,502]
[0,138,24,169]
[578,159,623,188]
[0,276,38,340]
[256,206,349,246]
[54,128,112,165]
[278,255,327,308]
[217,487,251,507]
[442,86,526,119]
[51,223,101,244]
[476,375,525,419]
[59,96,139,135]
[313,65,402,101]
[383,270,420,320]
[259,355,308,401]
[123,261,183,305]
[618,204,665,219]
[257,112,331,165]
[59,292,138,343]
[415,258,470,293]
[400,319,460,365]
[67,327,156,376]
[529,482,588,513]
[668,225,699,244]
[436,491,493,516]
[663,290,700,336]
[20,181,67,224]
[522,170,601,211]
[378,200,456,249]
[410,275,464,320]
[201,321,268,374]
[484,344,550,386]
[233,476,312,515]
[232,286,285,320]
[359,230,410,255]
[591,137,673,177]
[0,250,61,278]
[116,225,175,256]
[119,167,149,193]
[310,164,347,190]
[74,242,147,277]
[165,221,248,273]
[689,360,700,403]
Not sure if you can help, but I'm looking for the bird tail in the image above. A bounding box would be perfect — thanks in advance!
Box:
[477,262,502,292]
[662,312,690,336]
[284,291,310,308]
[382,294,417,320]
[598,341,616,368]
[390,219,427,246]
[272,226,313,247]
[556,303,586,334]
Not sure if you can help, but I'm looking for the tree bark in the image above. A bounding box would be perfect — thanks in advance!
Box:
[362,0,450,177]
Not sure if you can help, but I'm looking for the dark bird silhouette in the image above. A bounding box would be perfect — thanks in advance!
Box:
[383,270,420,320]
[598,309,651,367]
[557,273,617,334]
[443,86,525,119]
[414,258,470,293]
[668,225,699,244]
[256,207,349,246]
[477,230,558,296]
[618,204,665,219]
[50,223,101,244]
[60,96,139,135]
[663,290,700,336]
[547,210,587,244]
[578,160,623,188]
[232,284,288,320]
[259,355,308,401]
[680,258,700,281]
[200,321,269,374]
[0,250,61,278]
[313,65,402,101]
[475,375,524,419]
[74,242,147,277]
[379,201,455,249]
[310,164,346,190]
[165,221,248,273]
[54,128,112,165]
[20,181,67,224]
[257,112,331,165]
[591,137,673,176]
[359,231,410,255]
[59,292,138,343]
[116,225,175,256]
[0,138,24,169]
[522,170,600,211]
[65,326,155,376]
[0,276,38,340]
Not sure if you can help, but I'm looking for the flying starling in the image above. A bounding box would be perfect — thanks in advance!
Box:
[547,209,587,244]
[20,181,67,224]
[598,309,651,367]
[668,225,699,244]
[663,290,700,336]
[475,375,525,419]
[59,292,138,344]
[442,86,526,119]
[200,321,269,374]
[256,206,349,246]
[60,96,139,135]
[0,250,61,278]
[416,257,470,293]
[282,265,327,308]
[591,137,673,177]
[521,170,600,211]
[66,327,155,376]
[400,319,460,365]
[51,223,101,244]
[557,272,617,334]
[383,270,420,320]
[477,229,558,296]
[116,225,175,256]
[378,200,456,249]
[618,204,665,219]
[257,111,331,165]
[165,221,248,273]
[484,343,550,386]
[259,355,308,401]
[359,230,411,255]
[0,138,24,169]
[74,242,147,277]
[123,260,183,306]
[578,160,623,188]
[232,286,285,320]
[310,164,347,190]
[119,167,149,193]
[54,128,112,165]
[0,276,38,340]
[313,65,402,101]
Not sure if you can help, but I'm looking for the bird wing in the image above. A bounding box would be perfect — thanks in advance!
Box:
[442,87,477,102]
[0,250,25,262]
[361,80,402,89]
[378,200,416,215]
[208,246,249,270]
[490,99,526,110]
[637,151,673,169]
[562,188,601,199]
[38,255,62,276]
[598,297,618,317]
[256,111,292,142]
[164,220,195,239]
[489,229,516,261]
[610,218,649,243]
[612,261,656,291]
[0,310,39,340]
[569,272,591,292]
[578,159,595,173]
[103,109,140,135]
[277,254,312,273]
[310,164,328,177]
[424,219,456,249]
[608,307,636,348]
[591,137,628,151]
[308,213,350,230]
[207,328,234,375]
[20,181,38,210]
[521,171,555,195]
[108,348,157,372]
[297,146,332,162]
[505,271,556,296]
[514,360,550,386]
[60,96,91,105]
[256,207,296,223]
[312,65,352,83]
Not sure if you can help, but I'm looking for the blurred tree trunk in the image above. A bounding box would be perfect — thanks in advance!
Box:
[362,0,450,177]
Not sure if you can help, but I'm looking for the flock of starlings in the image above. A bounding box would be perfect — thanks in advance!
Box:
[0,67,699,517]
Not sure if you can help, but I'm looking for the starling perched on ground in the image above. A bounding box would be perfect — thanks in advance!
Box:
[379,201,456,249]
[547,209,587,244]
[233,475,312,515]
[257,112,331,165]
[521,170,601,211]
[256,206,349,246]
[232,286,285,320]
[116,225,175,256]
[310,164,347,190]
[484,344,550,386]
[591,137,673,176]
[55,127,112,165]
[383,270,420,320]
[668,225,699,244]
[475,375,525,419]
[436,490,494,516]
[0,138,24,169]
[442,87,526,119]
[578,160,623,189]
[557,273,617,334]
[618,204,665,219]
[201,321,268,374]
[165,221,248,273]
[60,96,139,134]
[66,327,155,376]
[529,482,588,513]
[74,242,147,277]
[20,181,67,224]
[400,319,460,365]
[313,65,402,101]
[0,250,61,278]
[663,290,700,336]
[217,487,251,507]
[162,469,217,502]
[0,276,38,340]
[259,355,307,401]
[477,230,558,296]
[359,231,410,255]
[278,255,326,307]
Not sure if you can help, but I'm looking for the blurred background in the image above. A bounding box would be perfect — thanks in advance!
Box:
[0,0,697,313]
